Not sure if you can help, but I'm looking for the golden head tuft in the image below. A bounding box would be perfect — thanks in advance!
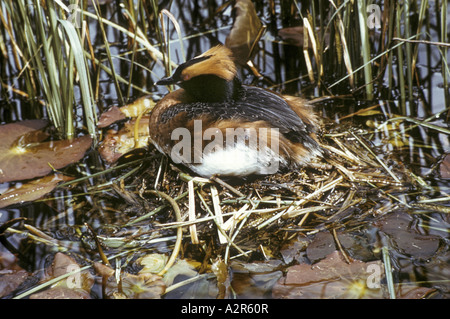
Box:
[181,45,237,82]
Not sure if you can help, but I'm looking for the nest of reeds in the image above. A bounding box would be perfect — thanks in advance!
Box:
[106,116,419,267]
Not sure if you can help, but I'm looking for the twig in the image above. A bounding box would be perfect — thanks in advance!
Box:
[210,175,246,198]
[188,180,199,244]
[349,131,401,183]
[125,189,189,226]
[257,176,344,229]
[332,229,351,264]
[382,246,396,299]
[85,223,110,266]
[210,185,227,244]
[146,190,183,276]
[393,37,450,48]
[196,191,247,256]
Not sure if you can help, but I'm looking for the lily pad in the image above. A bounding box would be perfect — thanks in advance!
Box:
[375,212,441,259]
[105,272,166,299]
[440,154,450,179]
[305,231,374,263]
[272,251,385,299]
[29,252,94,299]
[97,106,126,128]
[0,251,30,298]
[0,174,73,208]
[0,120,92,183]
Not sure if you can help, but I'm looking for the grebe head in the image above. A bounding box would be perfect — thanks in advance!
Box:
[156,45,241,103]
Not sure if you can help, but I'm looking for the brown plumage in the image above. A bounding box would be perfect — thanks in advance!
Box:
[149,45,322,178]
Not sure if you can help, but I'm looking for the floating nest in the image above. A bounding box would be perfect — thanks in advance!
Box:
[2,113,448,299]
[93,116,430,265]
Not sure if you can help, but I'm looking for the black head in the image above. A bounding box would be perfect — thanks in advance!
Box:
[156,45,241,103]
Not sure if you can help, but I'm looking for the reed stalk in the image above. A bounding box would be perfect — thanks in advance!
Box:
[91,1,124,106]
[0,0,98,138]
[2,0,445,132]
[356,0,374,100]
[396,4,407,112]
[441,0,448,94]
[404,0,413,102]
[386,0,395,97]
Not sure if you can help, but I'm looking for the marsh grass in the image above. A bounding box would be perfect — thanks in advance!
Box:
[0,0,96,138]
[1,0,449,128]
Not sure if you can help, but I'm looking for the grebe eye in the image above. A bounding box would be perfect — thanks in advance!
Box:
[182,74,191,81]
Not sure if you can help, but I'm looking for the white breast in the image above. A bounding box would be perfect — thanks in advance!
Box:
[169,123,288,177]
[189,143,286,177]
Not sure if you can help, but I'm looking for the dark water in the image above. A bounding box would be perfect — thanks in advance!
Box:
[0,1,449,299]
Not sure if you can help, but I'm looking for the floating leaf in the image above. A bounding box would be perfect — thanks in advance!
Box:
[230,260,283,298]
[29,253,94,299]
[0,251,30,298]
[161,259,200,286]
[97,106,127,128]
[29,287,91,299]
[0,174,74,208]
[97,96,154,128]
[375,212,441,259]
[105,272,165,299]
[305,231,374,263]
[47,253,94,291]
[397,286,437,299]
[272,251,385,299]
[0,120,92,183]
[99,117,149,163]
[0,270,29,298]
[138,253,168,275]
[440,154,450,179]
[93,262,115,278]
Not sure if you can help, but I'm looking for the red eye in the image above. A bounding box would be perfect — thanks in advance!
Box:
[182,74,191,81]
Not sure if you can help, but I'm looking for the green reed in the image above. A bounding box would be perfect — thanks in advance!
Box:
[357,0,374,100]
[441,0,448,93]
[296,0,447,112]
[0,0,97,139]
[1,0,448,132]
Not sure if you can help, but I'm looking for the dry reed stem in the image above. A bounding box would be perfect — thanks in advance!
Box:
[146,190,183,276]
[188,180,199,244]
[210,185,227,244]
